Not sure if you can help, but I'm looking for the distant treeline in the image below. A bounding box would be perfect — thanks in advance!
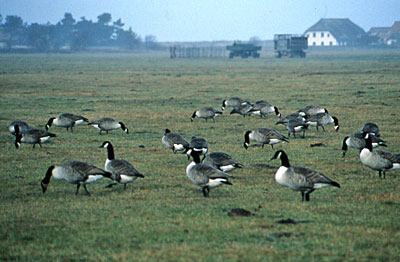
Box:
[0,13,165,52]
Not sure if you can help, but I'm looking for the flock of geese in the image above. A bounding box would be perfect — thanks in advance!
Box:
[8,97,400,200]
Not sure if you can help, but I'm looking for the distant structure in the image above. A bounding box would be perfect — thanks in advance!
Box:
[169,45,226,58]
[273,34,308,58]
[304,18,367,47]
[368,21,400,46]
[226,42,261,58]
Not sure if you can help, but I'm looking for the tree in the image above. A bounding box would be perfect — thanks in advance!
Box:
[117,27,141,49]
[2,15,26,49]
[97,13,111,25]
[145,35,162,50]
[27,23,55,51]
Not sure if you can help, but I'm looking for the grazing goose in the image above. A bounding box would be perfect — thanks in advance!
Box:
[244,127,289,149]
[286,118,309,138]
[202,152,243,172]
[360,134,400,178]
[41,161,112,195]
[221,97,248,111]
[186,150,233,197]
[361,122,380,137]
[162,129,189,153]
[305,113,340,132]
[45,113,89,132]
[270,150,340,201]
[187,136,209,158]
[100,141,144,189]
[88,118,129,134]
[298,104,327,117]
[191,107,222,122]
[250,100,281,118]
[14,125,56,149]
[230,103,253,117]
[9,120,31,135]
[342,132,387,157]
[275,113,302,126]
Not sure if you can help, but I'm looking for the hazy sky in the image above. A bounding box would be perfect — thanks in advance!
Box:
[1,0,399,42]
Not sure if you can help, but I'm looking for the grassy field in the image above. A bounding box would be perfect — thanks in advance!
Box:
[0,50,399,262]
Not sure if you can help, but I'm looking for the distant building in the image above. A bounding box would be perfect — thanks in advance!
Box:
[304,18,367,47]
[368,21,400,46]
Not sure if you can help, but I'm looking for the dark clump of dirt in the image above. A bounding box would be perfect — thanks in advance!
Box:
[310,143,325,147]
[228,208,254,217]
[276,218,311,224]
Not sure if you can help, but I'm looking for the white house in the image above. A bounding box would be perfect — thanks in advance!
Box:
[304,18,367,47]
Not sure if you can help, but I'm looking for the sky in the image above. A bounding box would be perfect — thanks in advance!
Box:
[1,0,399,42]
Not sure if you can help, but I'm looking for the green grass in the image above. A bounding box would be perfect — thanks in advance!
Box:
[0,50,400,261]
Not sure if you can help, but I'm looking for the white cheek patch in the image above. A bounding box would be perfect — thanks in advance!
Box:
[91,124,101,130]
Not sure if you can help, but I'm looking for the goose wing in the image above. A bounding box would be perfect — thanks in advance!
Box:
[259,127,288,141]
[375,150,400,164]
[108,159,143,177]
[292,165,339,188]
[69,161,109,177]
[194,164,233,179]
[204,152,239,167]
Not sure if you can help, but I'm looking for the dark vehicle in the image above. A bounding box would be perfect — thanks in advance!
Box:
[274,34,308,58]
[226,42,261,58]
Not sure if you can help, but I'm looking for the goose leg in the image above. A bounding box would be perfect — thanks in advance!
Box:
[302,130,305,138]
[321,126,325,132]
[305,189,314,201]
[123,184,127,190]
[83,184,91,195]
[301,192,305,202]
[202,187,209,198]
[383,171,386,179]
[75,184,81,195]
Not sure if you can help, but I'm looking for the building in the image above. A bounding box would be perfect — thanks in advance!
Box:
[368,21,400,46]
[304,18,367,47]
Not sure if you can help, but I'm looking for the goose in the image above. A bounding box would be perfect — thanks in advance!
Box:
[361,122,380,137]
[250,100,281,118]
[88,118,129,134]
[359,133,400,178]
[191,107,222,122]
[244,127,289,149]
[9,120,31,135]
[45,113,88,132]
[270,150,340,201]
[187,136,208,158]
[202,152,243,172]
[342,132,387,157]
[230,103,253,117]
[186,150,233,197]
[286,118,309,138]
[14,125,56,149]
[305,113,340,132]
[162,129,189,153]
[99,141,144,189]
[41,161,112,195]
[298,104,328,117]
[221,97,248,111]
[275,113,302,126]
